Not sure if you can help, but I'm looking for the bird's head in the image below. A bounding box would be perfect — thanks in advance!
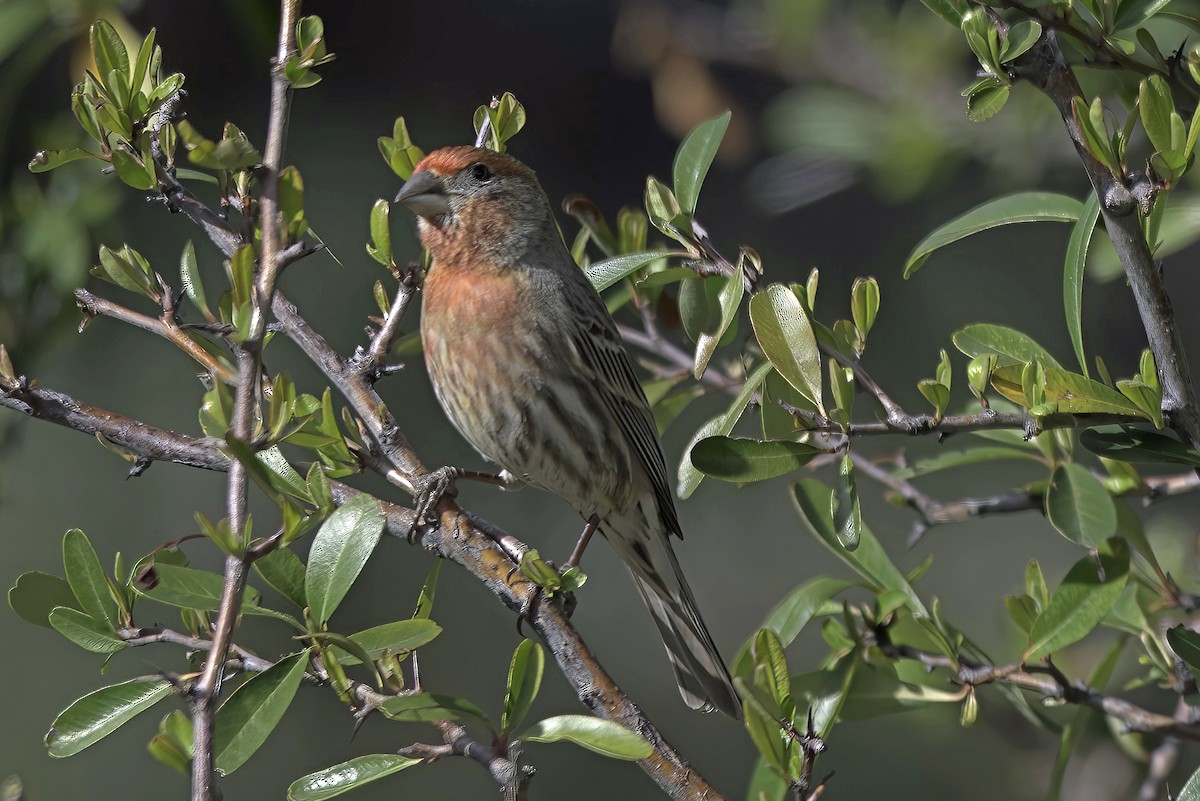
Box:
[394,146,553,264]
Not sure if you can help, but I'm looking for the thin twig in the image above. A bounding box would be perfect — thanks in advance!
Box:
[850,455,1044,545]
[616,324,739,391]
[191,4,300,799]
[75,289,238,384]
[876,636,1200,740]
[272,291,427,491]
[349,270,419,380]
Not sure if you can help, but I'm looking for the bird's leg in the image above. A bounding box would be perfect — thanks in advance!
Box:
[563,514,600,570]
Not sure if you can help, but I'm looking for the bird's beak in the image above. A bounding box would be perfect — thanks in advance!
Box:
[394,170,451,218]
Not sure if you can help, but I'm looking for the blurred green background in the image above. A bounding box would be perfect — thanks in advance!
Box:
[3,0,1200,798]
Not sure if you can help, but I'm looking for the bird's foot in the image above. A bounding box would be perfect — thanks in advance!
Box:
[408,466,463,539]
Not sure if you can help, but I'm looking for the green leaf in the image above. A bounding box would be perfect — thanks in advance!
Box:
[644,176,683,237]
[63,529,117,630]
[520,715,653,760]
[789,662,856,739]
[111,147,155,190]
[214,653,307,775]
[673,110,731,214]
[379,692,490,725]
[305,494,385,624]
[964,77,1010,122]
[1063,194,1099,377]
[1180,763,1200,801]
[1000,19,1042,62]
[1045,463,1117,546]
[1166,625,1200,674]
[147,710,193,775]
[1026,559,1050,610]
[917,380,950,420]
[693,270,744,379]
[412,560,441,620]
[288,755,421,801]
[49,607,127,653]
[792,479,926,615]
[750,285,823,412]
[1043,367,1146,417]
[89,20,130,96]
[1114,0,1173,30]
[140,563,263,611]
[333,618,442,665]
[1080,424,1200,465]
[850,277,880,339]
[905,192,1081,277]
[254,548,307,608]
[130,28,155,99]
[952,323,1062,368]
[690,436,822,483]
[179,239,213,322]
[1117,379,1164,428]
[831,455,862,551]
[45,678,172,757]
[92,244,156,298]
[1140,74,1176,156]
[366,199,392,266]
[677,362,772,499]
[278,166,307,239]
[503,639,544,734]
[1006,595,1039,634]
[918,0,969,26]
[8,571,77,628]
[758,576,854,650]
[27,148,95,173]
[1026,538,1129,660]
[222,440,313,505]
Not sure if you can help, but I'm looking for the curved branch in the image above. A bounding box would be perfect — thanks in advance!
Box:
[1,380,726,800]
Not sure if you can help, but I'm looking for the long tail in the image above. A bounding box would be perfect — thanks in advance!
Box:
[617,529,741,718]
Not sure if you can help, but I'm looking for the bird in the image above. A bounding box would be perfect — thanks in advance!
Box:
[394,145,740,717]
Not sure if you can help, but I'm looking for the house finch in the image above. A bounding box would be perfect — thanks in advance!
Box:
[395,146,740,717]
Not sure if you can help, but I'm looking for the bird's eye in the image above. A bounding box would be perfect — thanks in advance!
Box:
[470,163,492,183]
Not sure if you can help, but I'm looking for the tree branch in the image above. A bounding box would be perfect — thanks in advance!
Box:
[348,269,419,381]
[875,637,1200,741]
[1011,31,1200,449]
[191,4,300,798]
[1,376,726,800]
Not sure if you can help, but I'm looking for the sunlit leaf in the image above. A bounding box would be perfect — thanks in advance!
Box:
[46,678,172,757]
[214,653,307,774]
[288,755,421,801]
[905,193,1081,277]
[305,494,384,624]
[503,639,544,733]
[673,110,731,214]
[520,715,653,760]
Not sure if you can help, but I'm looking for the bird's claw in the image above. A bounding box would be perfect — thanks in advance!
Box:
[408,466,462,539]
